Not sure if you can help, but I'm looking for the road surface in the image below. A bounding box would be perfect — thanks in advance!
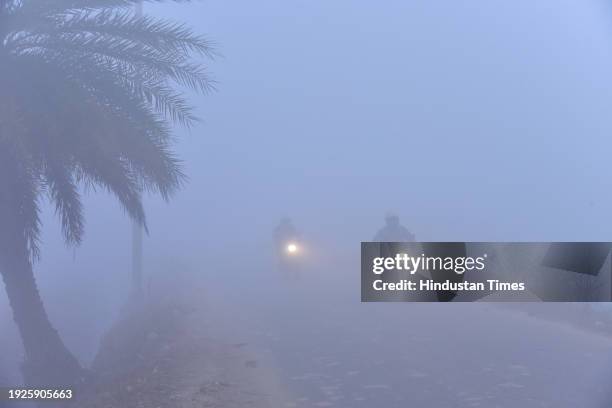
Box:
[210,263,612,408]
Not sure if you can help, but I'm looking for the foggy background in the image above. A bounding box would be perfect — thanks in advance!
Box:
[3,0,612,404]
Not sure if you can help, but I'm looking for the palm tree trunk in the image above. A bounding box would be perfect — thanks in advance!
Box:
[0,234,83,387]
[131,219,143,298]
[129,0,145,303]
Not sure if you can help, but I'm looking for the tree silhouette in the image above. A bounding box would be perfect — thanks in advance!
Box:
[0,0,214,386]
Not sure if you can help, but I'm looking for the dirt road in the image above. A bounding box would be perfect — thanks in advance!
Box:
[211,267,612,408]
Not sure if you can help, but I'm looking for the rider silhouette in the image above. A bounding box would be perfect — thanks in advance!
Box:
[273,217,301,279]
[373,213,415,242]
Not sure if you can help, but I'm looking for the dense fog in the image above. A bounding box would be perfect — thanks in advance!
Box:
[3,0,612,407]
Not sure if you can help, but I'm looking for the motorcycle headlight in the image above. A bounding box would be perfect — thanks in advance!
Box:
[286,243,298,254]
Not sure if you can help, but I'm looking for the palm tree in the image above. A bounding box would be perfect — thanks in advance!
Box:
[0,0,214,386]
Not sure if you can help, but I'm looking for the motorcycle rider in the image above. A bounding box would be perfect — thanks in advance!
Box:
[273,217,301,279]
[371,213,420,301]
[373,212,415,242]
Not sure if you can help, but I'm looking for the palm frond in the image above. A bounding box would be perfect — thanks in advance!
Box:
[12,56,185,208]
[0,135,41,260]
[15,34,213,89]
[14,0,196,17]
[1,0,214,250]
[58,10,216,57]
[75,151,147,230]
[44,161,84,246]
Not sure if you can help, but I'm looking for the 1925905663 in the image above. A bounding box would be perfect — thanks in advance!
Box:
[1,387,74,402]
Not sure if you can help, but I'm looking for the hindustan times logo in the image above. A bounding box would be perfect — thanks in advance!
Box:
[372,253,487,275]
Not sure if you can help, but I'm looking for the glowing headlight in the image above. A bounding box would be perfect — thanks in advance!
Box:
[287,243,298,254]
